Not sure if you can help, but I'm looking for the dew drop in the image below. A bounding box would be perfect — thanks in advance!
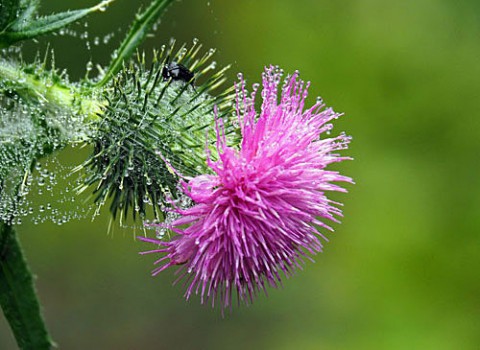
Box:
[86,61,93,72]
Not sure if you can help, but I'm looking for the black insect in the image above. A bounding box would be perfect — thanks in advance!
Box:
[162,62,195,88]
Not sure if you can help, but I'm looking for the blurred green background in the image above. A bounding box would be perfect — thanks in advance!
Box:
[1,0,480,348]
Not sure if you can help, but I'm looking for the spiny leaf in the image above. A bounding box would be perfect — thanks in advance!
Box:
[0,0,40,31]
[17,0,40,22]
[0,0,20,31]
[0,0,115,49]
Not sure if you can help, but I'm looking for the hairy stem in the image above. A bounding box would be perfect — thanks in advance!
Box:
[0,59,104,122]
[0,222,54,349]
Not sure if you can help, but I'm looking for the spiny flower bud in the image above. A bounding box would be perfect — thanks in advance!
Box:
[82,40,236,221]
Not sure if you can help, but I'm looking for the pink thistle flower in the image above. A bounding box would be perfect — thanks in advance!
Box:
[139,66,353,309]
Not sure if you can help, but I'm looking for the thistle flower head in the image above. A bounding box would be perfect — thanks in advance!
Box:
[140,66,353,309]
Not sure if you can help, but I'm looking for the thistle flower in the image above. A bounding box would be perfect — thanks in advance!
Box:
[140,66,353,308]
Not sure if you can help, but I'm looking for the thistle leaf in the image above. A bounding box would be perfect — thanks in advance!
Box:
[0,0,40,31]
[16,0,40,22]
[0,0,21,31]
[0,0,114,48]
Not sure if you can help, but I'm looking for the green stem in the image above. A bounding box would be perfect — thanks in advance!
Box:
[0,222,54,349]
[0,60,104,122]
[0,60,73,106]
[95,0,175,87]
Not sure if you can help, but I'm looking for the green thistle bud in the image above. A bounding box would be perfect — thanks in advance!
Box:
[81,40,236,221]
